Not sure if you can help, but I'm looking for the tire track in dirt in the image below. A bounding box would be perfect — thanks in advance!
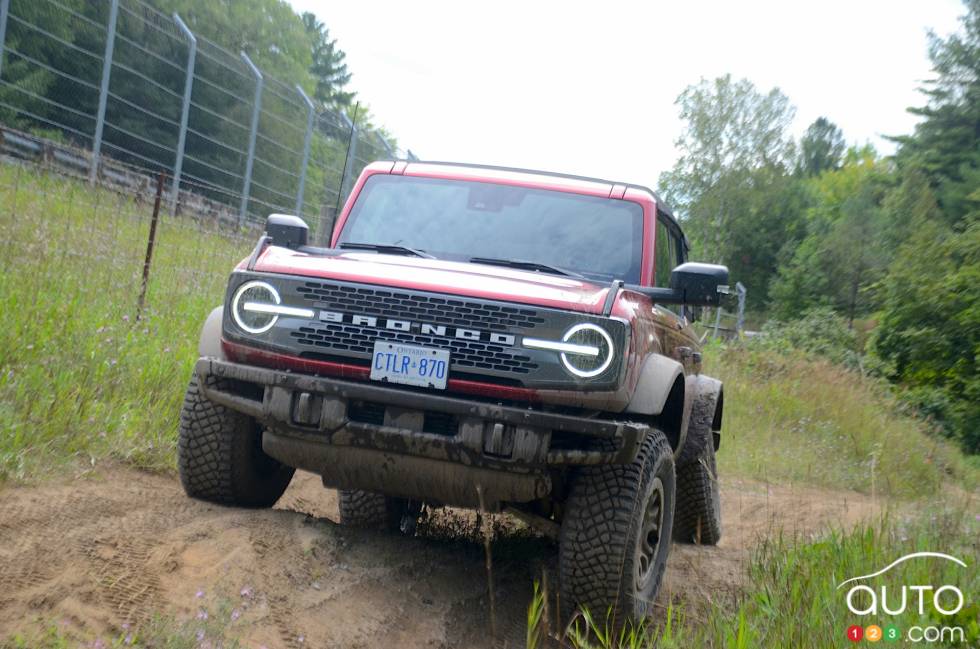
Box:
[0,467,879,648]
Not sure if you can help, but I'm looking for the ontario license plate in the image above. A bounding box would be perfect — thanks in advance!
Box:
[370,341,450,390]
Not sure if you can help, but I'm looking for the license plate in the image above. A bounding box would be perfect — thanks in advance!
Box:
[370,341,450,390]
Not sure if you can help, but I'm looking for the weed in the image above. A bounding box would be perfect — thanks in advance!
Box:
[0,166,250,481]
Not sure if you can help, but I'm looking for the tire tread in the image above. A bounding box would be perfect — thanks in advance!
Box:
[177,374,293,508]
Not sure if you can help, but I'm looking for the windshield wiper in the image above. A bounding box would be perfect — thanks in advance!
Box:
[339,242,435,259]
[469,257,588,279]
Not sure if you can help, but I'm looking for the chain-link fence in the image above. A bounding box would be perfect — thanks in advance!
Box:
[0,0,413,242]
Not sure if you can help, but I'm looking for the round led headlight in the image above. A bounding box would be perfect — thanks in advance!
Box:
[232,280,281,334]
[561,323,614,378]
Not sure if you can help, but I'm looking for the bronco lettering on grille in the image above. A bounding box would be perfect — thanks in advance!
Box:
[318,310,517,346]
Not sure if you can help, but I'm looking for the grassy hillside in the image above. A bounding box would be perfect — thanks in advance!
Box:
[710,344,977,496]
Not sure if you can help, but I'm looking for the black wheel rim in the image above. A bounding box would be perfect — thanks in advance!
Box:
[635,476,665,590]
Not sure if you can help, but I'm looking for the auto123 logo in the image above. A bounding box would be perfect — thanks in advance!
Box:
[838,551,973,644]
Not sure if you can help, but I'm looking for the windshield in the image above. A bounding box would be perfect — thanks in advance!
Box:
[338,175,644,283]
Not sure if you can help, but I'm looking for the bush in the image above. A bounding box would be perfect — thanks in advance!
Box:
[870,215,980,453]
[752,307,861,367]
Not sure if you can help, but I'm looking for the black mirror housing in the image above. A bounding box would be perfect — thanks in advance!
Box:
[670,262,729,306]
[266,213,309,249]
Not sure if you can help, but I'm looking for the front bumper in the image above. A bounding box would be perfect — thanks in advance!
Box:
[195,357,649,505]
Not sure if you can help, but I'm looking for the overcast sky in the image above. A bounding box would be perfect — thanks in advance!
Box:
[288,0,963,190]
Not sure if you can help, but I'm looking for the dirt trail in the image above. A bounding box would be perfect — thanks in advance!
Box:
[0,468,879,648]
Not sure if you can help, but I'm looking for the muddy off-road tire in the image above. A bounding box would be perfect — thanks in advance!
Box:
[673,442,722,545]
[559,429,675,624]
[178,375,294,507]
[338,490,408,531]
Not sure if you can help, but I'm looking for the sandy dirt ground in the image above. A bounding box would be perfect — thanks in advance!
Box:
[0,467,879,648]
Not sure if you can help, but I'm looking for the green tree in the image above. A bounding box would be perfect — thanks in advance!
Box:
[302,12,354,108]
[871,214,980,452]
[658,75,802,308]
[796,117,845,177]
[892,0,980,226]
[872,0,980,453]
[769,147,892,323]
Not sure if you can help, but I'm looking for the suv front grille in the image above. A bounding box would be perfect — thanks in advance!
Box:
[224,273,628,390]
[295,281,546,331]
[290,324,538,373]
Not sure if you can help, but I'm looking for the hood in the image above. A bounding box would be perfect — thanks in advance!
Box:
[249,245,611,314]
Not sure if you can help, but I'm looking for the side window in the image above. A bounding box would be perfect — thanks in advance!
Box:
[654,217,679,287]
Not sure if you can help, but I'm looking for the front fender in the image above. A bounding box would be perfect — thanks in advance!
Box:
[624,354,685,416]
[198,306,226,360]
[676,375,723,465]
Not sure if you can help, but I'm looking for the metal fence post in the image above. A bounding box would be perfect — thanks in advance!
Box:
[406,149,419,162]
[735,282,747,335]
[294,84,314,217]
[90,0,119,184]
[171,13,196,216]
[0,0,10,81]
[239,52,262,225]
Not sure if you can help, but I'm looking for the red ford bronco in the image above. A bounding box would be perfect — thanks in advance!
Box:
[179,161,728,623]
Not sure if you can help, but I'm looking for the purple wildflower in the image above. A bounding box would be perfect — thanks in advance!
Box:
[196,629,206,642]
[195,588,205,599]
[231,608,241,621]
[196,609,208,620]
[240,585,253,598]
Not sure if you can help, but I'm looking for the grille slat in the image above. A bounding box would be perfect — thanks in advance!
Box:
[292,280,542,377]
[296,281,546,330]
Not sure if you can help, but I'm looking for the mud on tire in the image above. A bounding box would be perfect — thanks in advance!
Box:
[673,442,721,545]
[338,490,408,531]
[559,429,675,624]
[178,374,294,507]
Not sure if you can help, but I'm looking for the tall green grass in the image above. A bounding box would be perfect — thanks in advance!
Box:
[0,165,251,480]
[530,509,979,648]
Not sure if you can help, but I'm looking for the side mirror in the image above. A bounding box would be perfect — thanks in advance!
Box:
[670,262,730,306]
[625,262,730,306]
[266,213,308,249]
